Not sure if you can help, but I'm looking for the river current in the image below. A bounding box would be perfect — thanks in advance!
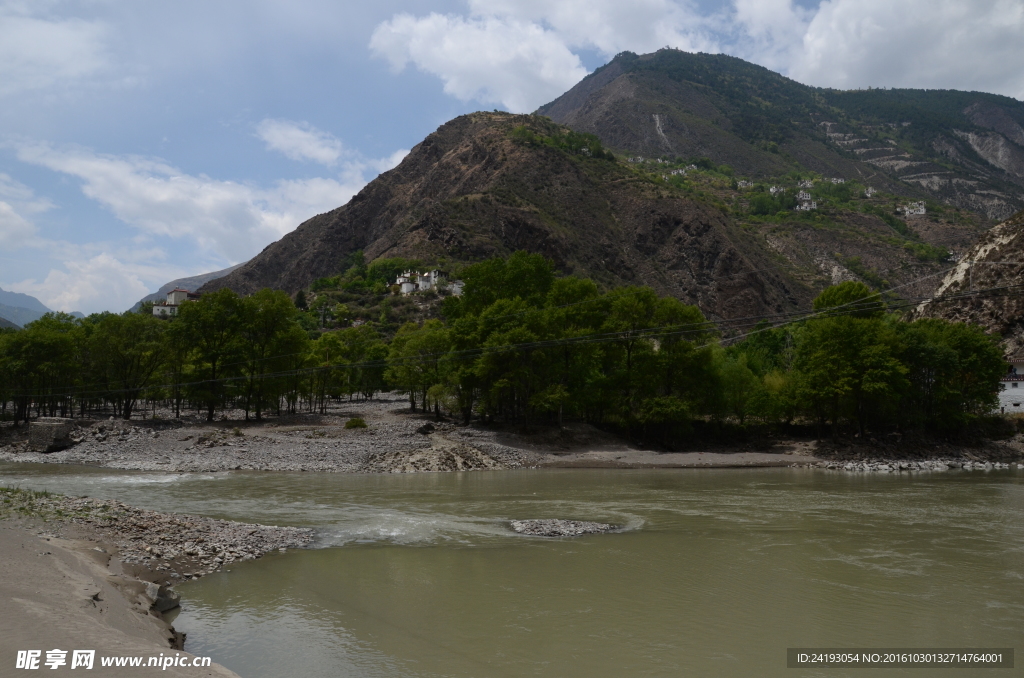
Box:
[2,463,1022,677]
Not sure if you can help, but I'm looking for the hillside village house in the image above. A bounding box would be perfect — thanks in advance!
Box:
[152,288,200,317]
[395,270,464,296]
[999,356,1024,413]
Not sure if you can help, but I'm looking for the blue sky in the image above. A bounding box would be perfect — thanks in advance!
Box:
[2,0,1023,314]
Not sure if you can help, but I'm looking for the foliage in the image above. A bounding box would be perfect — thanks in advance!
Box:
[344,417,367,429]
[510,124,616,161]
[0,253,1007,443]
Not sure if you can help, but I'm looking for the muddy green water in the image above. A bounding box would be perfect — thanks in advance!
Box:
[2,464,1023,677]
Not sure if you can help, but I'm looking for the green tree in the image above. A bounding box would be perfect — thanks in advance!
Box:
[239,289,303,420]
[177,289,243,421]
[91,312,166,420]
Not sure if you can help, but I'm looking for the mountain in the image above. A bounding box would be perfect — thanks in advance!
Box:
[0,287,52,326]
[129,264,244,312]
[202,112,812,319]
[914,210,1024,356]
[0,287,49,313]
[203,51,1024,321]
[537,49,1024,222]
[0,316,20,330]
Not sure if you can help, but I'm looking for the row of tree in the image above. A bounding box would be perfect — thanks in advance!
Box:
[0,252,1008,443]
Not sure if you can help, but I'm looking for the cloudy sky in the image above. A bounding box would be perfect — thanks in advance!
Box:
[2,0,1023,314]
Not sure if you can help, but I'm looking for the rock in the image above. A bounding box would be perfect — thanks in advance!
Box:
[416,423,435,435]
[27,418,76,452]
[509,519,617,537]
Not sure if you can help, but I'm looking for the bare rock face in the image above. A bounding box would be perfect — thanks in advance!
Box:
[510,519,617,537]
[914,210,1024,356]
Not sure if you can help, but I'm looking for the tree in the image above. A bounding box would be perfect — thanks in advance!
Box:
[91,312,165,420]
[176,289,243,421]
[238,289,303,420]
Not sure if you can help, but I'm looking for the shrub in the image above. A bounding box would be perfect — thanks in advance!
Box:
[345,417,367,429]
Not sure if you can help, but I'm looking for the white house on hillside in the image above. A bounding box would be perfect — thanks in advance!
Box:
[152,288,200,317]
[999,357,1024,413]
[395,270,463,296]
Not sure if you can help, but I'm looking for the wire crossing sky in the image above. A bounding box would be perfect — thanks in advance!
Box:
[1,0,1022,314]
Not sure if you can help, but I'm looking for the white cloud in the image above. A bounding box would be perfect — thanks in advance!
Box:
[788,0,1024,97]
[372,0,1024,110]
[0,2,111,96]
[0,200,34,247]
[471,0,722,56]
[7,138,409,313]
[10,250,170,314]
[14,142,379,262]
[371,148,411,173]
[0,172,51,247]
[256,118,346,166]
[370,12,589,112]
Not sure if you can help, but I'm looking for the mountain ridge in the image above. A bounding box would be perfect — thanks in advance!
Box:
[538,49,1024,221]
[201,112,811,319]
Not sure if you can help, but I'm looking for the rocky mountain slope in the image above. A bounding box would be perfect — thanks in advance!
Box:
[204,51,1024,322]
[914,210,1024,356]
[538,50,1024,222]
[203,113,813,319]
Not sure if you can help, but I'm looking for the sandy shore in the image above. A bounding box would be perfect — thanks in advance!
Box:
[0,487,316,677]
[0,521,240,677]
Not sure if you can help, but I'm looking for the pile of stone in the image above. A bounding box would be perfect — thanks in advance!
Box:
[819,459,1019,473]
[509,519,617,537]
[0,489,313,582]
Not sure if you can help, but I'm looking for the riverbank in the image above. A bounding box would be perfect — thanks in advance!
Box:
[2,396,1022,473]
[0,487,312,675]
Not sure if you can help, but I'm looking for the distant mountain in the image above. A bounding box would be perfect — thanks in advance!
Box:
[0,286,51,327]
[537,49,1024,221]
[0,316,21,330]
[129,264,244,312]
[0,287,85,326]
[0,287,49,313]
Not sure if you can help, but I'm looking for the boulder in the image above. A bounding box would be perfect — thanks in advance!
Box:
[27,418,76,452]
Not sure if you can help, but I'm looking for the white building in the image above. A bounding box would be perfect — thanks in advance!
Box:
[395,269,458,296]
[829,177,845,184]
[865,187,876,197]
[737,180,753,188]
[797,191,812,201]
[769,186,783,196]
[152,288,199,317]
[798,180,814,189]
[796,201,817,211]
[901,201,926,216]
[998,358,1024,413]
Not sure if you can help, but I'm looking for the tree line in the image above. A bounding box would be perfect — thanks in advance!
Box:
[0,252,1008,443]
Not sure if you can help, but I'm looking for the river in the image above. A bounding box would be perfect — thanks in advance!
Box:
[2,463,1022,677]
